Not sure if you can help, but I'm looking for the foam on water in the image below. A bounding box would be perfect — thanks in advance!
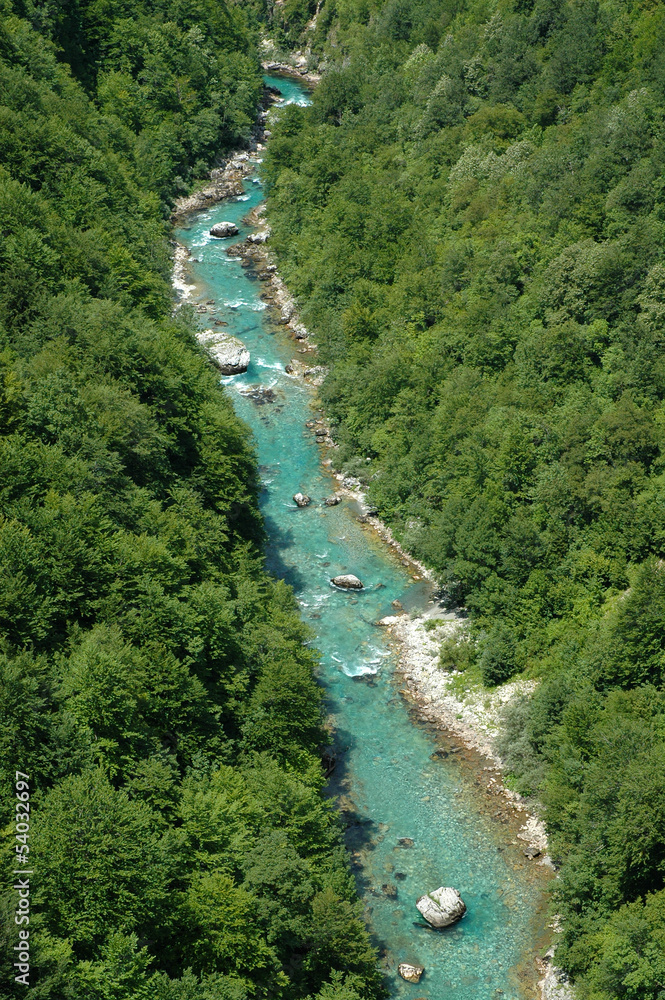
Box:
[254,357,283,368]
[174,73,551,1000]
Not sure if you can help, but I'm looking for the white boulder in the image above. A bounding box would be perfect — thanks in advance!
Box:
[416,887,466,928]
[293,493,311,507]
[331,574,364,590]
[197,330,249,374]
[210,221,239,238]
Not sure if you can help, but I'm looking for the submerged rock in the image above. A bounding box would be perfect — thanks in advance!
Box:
[210,221,239,238]
[196,330,249,374]
[416,887,466,928]
[398,838,415,848]
[239,385,276,405]
[331,574,363,590]
[398,963,424,984]
[293,493,311,507]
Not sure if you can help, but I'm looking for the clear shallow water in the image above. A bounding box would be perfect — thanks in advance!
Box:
[175,76,550,1000]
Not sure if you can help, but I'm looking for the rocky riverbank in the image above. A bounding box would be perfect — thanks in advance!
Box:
[262,58,321,85]
[229,203,554,857]
[224,205,329,387]
[389,611,574,1000]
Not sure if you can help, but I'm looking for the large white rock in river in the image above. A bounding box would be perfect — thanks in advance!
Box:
[331,574,364,590]
[210,221,239,238]
[197,330,249,374]
[416,887,466,928]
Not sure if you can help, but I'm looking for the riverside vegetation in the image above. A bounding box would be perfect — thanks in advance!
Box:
[0,3,383,998]
[263,1,665,997]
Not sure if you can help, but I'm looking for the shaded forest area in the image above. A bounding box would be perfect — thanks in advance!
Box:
[0,2,383,997]
[264,1,665,996]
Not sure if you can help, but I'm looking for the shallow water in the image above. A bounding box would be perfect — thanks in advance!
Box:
[175,75,550,1000]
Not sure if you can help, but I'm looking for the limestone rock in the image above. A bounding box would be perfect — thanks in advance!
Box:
[210,221,239,238]
[416,887,466,929]
[331,574,364,590]
[398,963,424,984]
[324,495,341,506]
[293,493,311,507]
[197,330,249,374]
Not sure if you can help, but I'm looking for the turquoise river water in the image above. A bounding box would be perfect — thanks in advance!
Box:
[175,74,551,1000]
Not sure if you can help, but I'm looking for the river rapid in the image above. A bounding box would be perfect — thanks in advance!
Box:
[174,74,551,1000]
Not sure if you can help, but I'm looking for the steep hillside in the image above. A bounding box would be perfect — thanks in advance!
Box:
[0,4,382,998]
[264,1,665,995]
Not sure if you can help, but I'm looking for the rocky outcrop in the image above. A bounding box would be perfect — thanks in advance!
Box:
[293,493,311,507]
[282,358,327,385]
[262,58,321,85]
[210,221,239,238]
[539,949,575,1000]
[398,963,424,984]
[331,574,364,590]
[324,495,341,506]
[197,330,249,374]
[416,887,466,929]
[171,154,253,221]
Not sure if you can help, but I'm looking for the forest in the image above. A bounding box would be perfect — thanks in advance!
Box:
[262,0,665,997]
[0,2,383,997]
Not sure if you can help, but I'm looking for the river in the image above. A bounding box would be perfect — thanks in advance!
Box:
[174,73,551,1000]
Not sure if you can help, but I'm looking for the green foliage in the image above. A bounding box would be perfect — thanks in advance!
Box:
[0,7,383,1000]
[33,768,179,954]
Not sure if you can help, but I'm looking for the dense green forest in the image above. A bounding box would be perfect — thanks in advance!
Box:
[0,3,382,997]
[263,0,665,996]
[244,0,319,51]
